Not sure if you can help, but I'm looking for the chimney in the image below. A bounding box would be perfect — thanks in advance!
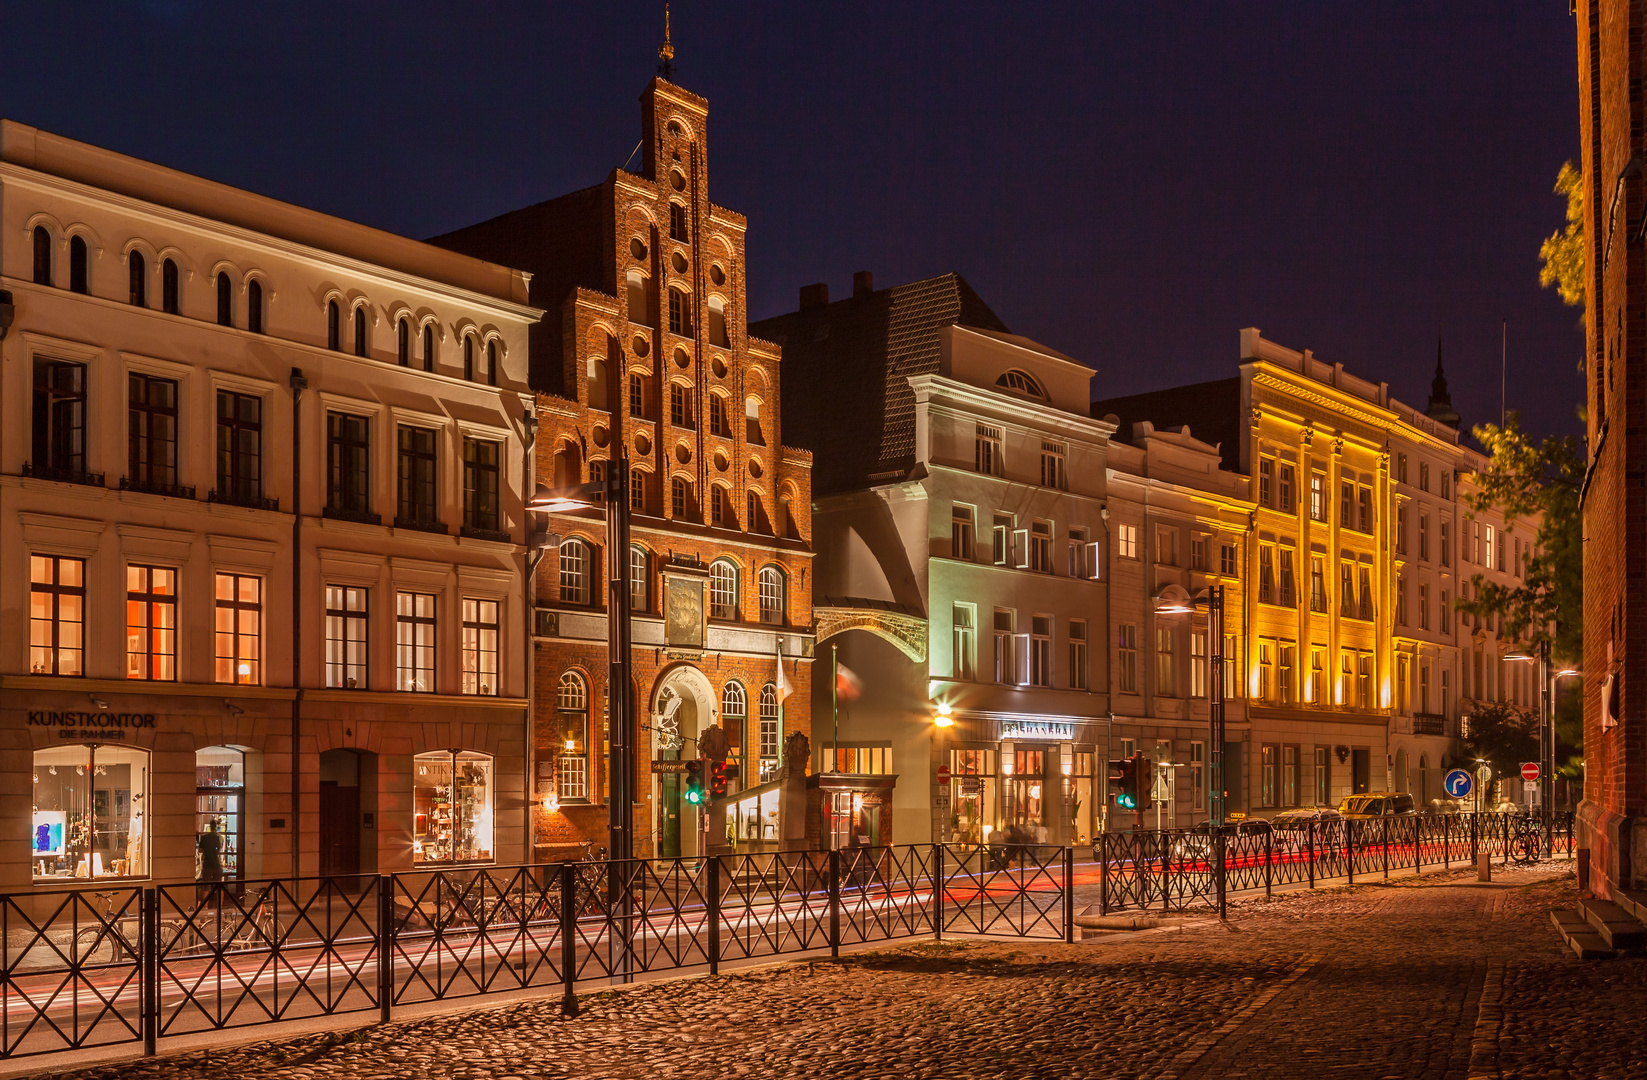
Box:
[852,270,874,298]
[800,282,829,309]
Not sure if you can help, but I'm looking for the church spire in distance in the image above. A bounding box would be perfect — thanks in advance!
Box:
[657,2,676,80]
[1426,333,1461,429]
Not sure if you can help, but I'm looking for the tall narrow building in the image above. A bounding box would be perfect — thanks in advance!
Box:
[433,76,814,859]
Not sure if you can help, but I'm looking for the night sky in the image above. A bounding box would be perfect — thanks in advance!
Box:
[1,2,1583,443]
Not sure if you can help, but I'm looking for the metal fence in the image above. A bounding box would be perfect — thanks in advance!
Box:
[1098,810,1576,915]
[0,843,1069,1063]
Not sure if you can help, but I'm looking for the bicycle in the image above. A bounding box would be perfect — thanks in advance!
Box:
[73,891,145,966]
[1510,816,1542,865]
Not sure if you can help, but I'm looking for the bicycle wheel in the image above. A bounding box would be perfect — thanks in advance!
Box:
[74,926,113,966]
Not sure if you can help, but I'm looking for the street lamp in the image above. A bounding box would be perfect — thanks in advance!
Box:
[528,453,634,867]
[1507,641,1582,857]
[1153,585,1225,828]
[934,702,954,728]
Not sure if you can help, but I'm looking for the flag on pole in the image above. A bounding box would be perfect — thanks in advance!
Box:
[835,663,863,703]
[777,644,795,702]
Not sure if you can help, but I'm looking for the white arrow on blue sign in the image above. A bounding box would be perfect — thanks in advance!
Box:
[1443,769,1474,799]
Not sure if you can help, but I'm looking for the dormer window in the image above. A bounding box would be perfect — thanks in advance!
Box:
[995,369,1045,399]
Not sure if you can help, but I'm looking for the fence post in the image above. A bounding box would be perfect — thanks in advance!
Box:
[1264,827,1273,899]
[1307,820,1316,890]
[1347,820,1355,886]
[934,845,945,942]
[1443,817,1450,869]
[1063,846,1075,943]
[143,887,157,1056]
[828,849,841,961]
[1161,831,1171,914]
[378,875,392,1025]
[560,863,578,1017]
[1099,834,1109,916]
[1383,817,1390,879]
[1471,812,1478,865]
[1216,828,1227,919]
[707,858,721,976]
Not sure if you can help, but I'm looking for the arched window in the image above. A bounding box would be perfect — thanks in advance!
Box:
[559,539,591,605]
[745,397,763,445]
[463,335,475,380]
[748,491,769,534]
[629,373,645,418]
[671,476,693,519]
[422,324,435,372]
[247,280,263,333]
[710,484,733,528]
[32,226,51,286]
[353,305,368,357]
[588,356,609,411]
[327,299,340,350]
[629,468,648,513]
[162,259,180,314]
[216,272,233,326]
[486,340,499,387]
[758,684,780,782]
[708,296,729,347]
[995,369,1045,398]
[667,286,692,336]
[68,236,88,294]
[128,251,147,307]
[758,566,786,625]
[626,269,650,326]
[398,317,410,366]
[722,681,747,776]
[557,673,590,801]
[629,545,649,611]
[710,559,738,620]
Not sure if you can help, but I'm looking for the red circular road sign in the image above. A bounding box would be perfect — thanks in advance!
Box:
[936,765,951,786]
[1521,762,1540,782]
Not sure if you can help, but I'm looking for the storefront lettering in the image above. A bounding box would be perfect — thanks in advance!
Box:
[998,720,1076,742]
[27,711,157,731]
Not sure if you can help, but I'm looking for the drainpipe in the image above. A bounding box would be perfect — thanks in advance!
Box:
[523,408,540,864]
[289,367,307,877]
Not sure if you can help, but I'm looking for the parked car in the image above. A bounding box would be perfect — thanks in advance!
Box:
[1270,806,1345,853]
[1170,819,1271,862]
[1337,792,1417,819]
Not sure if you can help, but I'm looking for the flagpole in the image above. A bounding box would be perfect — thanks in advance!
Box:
[775,635,785,765]
[831,642,839,773]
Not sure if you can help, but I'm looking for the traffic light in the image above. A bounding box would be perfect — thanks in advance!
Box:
[1107,758,1135,811]
[1130,751,1154,813]
[709,760,734,800]
[683,760,705,805]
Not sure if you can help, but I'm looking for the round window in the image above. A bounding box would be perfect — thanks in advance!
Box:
[675,443,692,465]
[591,424,609,448]
[709,264,726,286]
[714,449,729,472]
[674,346,691,369]
[634,432,652,456]
[630,237,648,261]
[632,333,650,358]
[671,251,688,274]
[670,168,687,191]
[710,356,728,379]
[748,458,763,479]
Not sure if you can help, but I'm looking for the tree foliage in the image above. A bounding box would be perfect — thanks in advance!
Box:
[1539,161,1585,311]
[1456,413,1583,662]
[1462,700,1540,782]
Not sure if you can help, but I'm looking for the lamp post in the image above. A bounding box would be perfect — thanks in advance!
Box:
[1153,585,1225,827]
[1507,641,1581,859]
[530,453,634,866]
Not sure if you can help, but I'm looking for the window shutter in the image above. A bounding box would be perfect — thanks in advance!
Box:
[992,525,1009,566]
[1085,541,1102,580]
[1015,634,1032,687]
[1013,529,1030,569]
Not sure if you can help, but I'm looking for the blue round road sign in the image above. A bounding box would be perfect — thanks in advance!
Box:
[1443,769,1473,799]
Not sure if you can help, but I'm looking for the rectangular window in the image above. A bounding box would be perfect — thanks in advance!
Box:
[33,359,88,480]
[1258,546,1275,604]
[992,512,1013,565]
[1357,653,1373,709]
[993,610,1016,684]
[1440,589,1451,633]
[1279,463,1294,512]
[952,505,975,560]
[1279,547,1296,608]
[1224,634,1240,699]
[125,564,176,680]
[462,598,500,695]
[1397,656,1410,714]
[1315,747,1330,806]
[1191,741,1205,811]
[1030,520,1052,572]
[216,390,264,505]
[1155,527,1178,567]
[631,469,647,513]
[1282,746,1298,807]
[1418,514,1429,561]
[1339,651,1353,707]
[31,555,85,676]
[1068,527,1089,577]
[1340,562,1356,617]
[1497,530,1506,574]
[1395,506,1407,555]
[1259,458,1274,507]
[1279,644,1295,704]
[1340,481,1354,528]
[1484,524,1497,569]
[127,373,178,491]
[1418,583,1429,630]
[1419,663,1431,713]
[953,604,976,680]
[1156,626,1176,696]
[214,572,261,685]
[1309,647,1326,705]
[327,412,372,517]
[1258,639,1274,702]
[975,424,1002,476]
[670,202,688,242]
[396,592,436,693]
[1310,556,1327,612]
[1396,575,1407,626]
[1069,619,1088,690]
[709,394,727,436]
[1261,745,1277,808]
[668,289,686,335]
[1358,565,1374,621]
[324,585,368,689]
[1118,623,1138,693]
[413,750,494,864]
[1191,536,1207,571]
[1310,473,1325,521]
[670,383,692,427]
[1040,441,1066,489]
[1440,521,1451,566]
[629,374,644,418]
[1191,630,1207,697]
[1358,486,1372,533]
[1220,542,1237,576]
[463,438,500,533]
[1031,615,1052,687]
[1118,523,1138,559]
[1441,670,1451,718]
[397,425,438,525]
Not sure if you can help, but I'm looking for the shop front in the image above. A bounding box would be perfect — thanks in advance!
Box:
[940,715,1103,848]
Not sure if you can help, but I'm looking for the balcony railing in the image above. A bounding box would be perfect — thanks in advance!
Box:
[22,462,104,488]
[120,475,197,500]
[208,488,280,512]
[394,515,449,536]
[1412,713,1449,737]
[323,505,381,526]
[460,525,512,544]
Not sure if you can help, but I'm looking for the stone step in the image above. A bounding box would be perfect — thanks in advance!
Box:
[1551,908,1616,960]
[1612,888,1647,925]
[1580,898,1647,950]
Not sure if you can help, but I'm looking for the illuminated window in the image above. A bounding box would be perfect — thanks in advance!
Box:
[557,674,589,801]
[395,592,436,693]
[462,598,499,696]
[324,585,368,689]
[30,556,84,676]
[710,560,739,620]
[214,572,261,685]
[413,750,494,864]
[126,565,176,680]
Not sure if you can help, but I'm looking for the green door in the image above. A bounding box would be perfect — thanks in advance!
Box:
[659,746,682,858]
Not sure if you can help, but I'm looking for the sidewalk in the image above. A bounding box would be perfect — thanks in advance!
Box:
[25,863,1618,1080]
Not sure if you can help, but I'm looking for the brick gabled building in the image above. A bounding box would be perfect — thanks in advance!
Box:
[433,77,813,859]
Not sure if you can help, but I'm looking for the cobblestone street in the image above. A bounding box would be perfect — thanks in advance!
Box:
[27,865,1636,1080]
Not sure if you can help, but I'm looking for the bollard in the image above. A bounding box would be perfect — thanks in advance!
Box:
[1099,833,1110,917]
[707,858,721,976]
[560,864,579,1017]
[1063,846,1075,943]
[828,849,842,960]
[934,846,946,941]
[1264,827,1273,899]
[378,875,393,1025]
[1477,852,1492,882]
[1307,820,1316,890]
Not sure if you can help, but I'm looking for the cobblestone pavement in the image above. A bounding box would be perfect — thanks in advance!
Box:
[29,863,1643,1080]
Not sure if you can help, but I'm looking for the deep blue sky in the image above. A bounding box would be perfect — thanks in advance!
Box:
[1,2,1583,442]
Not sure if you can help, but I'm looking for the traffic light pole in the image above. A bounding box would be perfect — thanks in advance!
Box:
[605,455,634,983]
[1540,640,1553,859]
[1208,585,1225,829]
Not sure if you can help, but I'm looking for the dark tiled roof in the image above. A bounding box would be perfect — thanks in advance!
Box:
[1091,378,1244,472]
[751,273,1010,495]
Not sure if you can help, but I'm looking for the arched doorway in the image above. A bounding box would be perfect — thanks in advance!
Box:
[652,664,716,859]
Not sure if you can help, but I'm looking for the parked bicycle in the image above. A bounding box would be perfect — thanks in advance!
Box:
[1510,816,1542,865]
[74,886,278,965]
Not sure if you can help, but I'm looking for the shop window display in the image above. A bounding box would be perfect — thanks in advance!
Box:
[33,745,148,881]
[195,746,245,881]
[412,750,494,865]
[948,748,997,845]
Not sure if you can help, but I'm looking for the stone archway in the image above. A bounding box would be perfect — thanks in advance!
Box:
[650,663,717,858]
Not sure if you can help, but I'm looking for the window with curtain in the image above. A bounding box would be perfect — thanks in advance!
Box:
[214,572,261,684]
[324,585,368,689]
[31,555,85,676]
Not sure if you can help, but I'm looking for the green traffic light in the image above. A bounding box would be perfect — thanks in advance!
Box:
[684,787,704,805]
[1117,793,1136,810]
